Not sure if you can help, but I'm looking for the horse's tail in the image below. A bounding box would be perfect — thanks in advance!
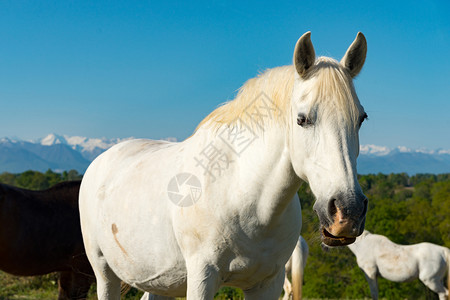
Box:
[292,236,309,300]
[291,241,302,300]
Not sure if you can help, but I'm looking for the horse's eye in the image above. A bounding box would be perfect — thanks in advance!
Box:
[359,113,368,127]
[297,114,313,127]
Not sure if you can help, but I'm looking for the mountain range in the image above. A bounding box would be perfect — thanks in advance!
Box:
[0,134,449,175]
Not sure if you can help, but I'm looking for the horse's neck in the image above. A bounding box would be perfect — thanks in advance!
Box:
[189,123,301,224]
[347,233,369,254]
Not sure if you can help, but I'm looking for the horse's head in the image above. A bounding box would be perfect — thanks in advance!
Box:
[289,32,368,247]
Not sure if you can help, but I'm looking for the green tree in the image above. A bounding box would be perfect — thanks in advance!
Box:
[431,181,450,247]
[15,170,48,190]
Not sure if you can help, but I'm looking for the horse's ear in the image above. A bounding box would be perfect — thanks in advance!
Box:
[293,32,316,78]
[341,32,367,78]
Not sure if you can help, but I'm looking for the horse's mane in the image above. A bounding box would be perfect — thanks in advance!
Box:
[196,65,295,131]
[196,57,362,132]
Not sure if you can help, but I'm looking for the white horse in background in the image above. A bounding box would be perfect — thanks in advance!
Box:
[79,31,369,300]
[347,230,450,300]
[283,235,309,300]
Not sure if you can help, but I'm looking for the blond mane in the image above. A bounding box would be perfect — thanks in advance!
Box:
[196,57,362,132]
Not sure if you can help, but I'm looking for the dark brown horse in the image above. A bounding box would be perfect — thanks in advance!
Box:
[0,181,95,299]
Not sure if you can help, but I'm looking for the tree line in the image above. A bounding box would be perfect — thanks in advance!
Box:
[0,170,449,299]
[0,169,82,190]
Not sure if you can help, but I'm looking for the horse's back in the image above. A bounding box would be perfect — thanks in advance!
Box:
[83,139,174,177]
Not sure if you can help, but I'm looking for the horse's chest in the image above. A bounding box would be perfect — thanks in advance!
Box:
[218,231,297,288]
[220,249,283,289]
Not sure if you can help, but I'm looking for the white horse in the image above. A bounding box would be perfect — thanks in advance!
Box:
[347,230,450,300]
[79,31,369,300]
[283,235,309,300]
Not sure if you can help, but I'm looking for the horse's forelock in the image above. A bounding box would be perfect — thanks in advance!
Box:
[306,57,363,129]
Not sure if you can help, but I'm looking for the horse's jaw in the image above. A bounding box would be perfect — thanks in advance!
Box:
[321,227,356,247]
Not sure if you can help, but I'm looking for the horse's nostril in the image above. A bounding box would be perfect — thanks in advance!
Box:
[328,198,337,218]
[361,198,368,218]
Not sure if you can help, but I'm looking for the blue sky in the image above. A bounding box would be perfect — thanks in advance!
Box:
[1,0,449,149]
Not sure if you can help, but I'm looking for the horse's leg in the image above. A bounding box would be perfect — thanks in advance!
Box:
[90,255,121,300]
[244,270,285,300]
[58,269,94,300]
[282,274,292,300]
[362,268,378,300]
[83,241,121,300]
[420,277,448,300]
[58,271,72,300]
[68,270,95,300]
[82,218,121,300]
[140,292,175,300]
[185,262,220,300]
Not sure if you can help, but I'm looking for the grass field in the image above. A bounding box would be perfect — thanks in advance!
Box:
[0,271,249,300]
[0,270,394,299]
[0,272,62,300]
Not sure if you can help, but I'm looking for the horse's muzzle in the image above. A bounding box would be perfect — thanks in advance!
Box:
[315,193,368,247]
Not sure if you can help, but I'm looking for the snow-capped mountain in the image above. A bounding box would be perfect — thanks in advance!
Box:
[0,134,449,174]
[0,136,92,173]
[358,144,450,174]
[36,133,134,161]
[360,144,450,156]
[0,134,177,173]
